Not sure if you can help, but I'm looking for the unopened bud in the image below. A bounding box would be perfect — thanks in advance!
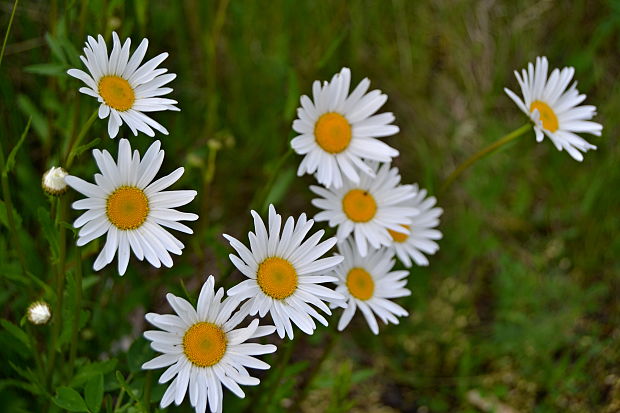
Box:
[42,166,68,195]
[27,301,51,325]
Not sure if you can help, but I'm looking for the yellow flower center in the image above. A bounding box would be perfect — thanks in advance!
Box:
[346,267,374,301]
[388,225,410,243]
[257,257,298,300]
[314,112,352,153]
[106,186,149,230]
[98,75,135,111]
[342,189,377,222]
[183,322,227,367]
[530,100,559,132]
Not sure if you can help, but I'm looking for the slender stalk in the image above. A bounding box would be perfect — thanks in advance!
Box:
[65,110,98,169]
[0,0,19,69]
[68,247,83,375]
[0,143,28,276]
[143,370,153,413]
[45,197,67,390]
[440,123,531,193]
[251,147,293,213]
[26,324,46,388]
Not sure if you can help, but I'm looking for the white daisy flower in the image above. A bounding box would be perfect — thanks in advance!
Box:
[65,138,198,275]
[387,184,443,267]
[223,204,345,339]
[291,67,399,188]
[142,276,277,413]
[504,56,603,161]
[68,32,179,139]
[310,162,418,257]
[332,240,410,335]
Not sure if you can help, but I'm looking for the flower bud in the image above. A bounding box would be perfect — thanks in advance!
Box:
[42,166,68,195]
[27,301,51,325]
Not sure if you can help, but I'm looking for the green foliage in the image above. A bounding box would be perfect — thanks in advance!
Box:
[1,0,619,412]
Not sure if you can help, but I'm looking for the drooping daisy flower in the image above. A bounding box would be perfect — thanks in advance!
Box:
[65,139,198,275]
[68,32,179,139]
[504,56,602,161]
[223,204,344,339]
[310,162,418,257]
[387,184,443,267]
[142,276,277,413]
[332,240,410,335]
[291,67,399,188]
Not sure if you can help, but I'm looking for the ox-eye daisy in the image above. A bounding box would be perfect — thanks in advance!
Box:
[388,184,443,267]
[292,67,399,188]
[504,56,602,161]
[65,139,198,275]
[68,32,179,139]
[332,240,410,335]
[142,276,277,413]
[224,205,344,339]
[310,162,418,257]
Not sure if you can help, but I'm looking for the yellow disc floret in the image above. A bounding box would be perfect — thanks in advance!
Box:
[106,186,149,230]
[530,100,559,132]
[98,75,135,112]
[257,257,298,300]
[346,267,374,301]
[314,112,352,153]
[342,189,377,222]
[183,322,227,367]
[388,225,409,243]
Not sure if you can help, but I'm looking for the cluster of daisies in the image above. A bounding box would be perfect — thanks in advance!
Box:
[39,30,601,413]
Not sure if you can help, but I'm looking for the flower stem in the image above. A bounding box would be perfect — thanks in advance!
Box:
[440,123,531,193]
[68,247,83,376]
[65,109,98,169]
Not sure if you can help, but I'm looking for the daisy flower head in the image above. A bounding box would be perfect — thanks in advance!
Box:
[387,184,443,267]
[292,67,399,188]
[332,239,410,335]
[223,204,345,339]
[310,162,418,257]
[65,138,198,275]
[504,56,602,161]
[142,276,277,413]
[68,32,179,139]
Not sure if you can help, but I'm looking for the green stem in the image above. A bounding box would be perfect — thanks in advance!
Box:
[252,147,293,213]
[26,324,46,388]
[0,0,18,69]
[440,123,531,193]
[143,370,153,413]
[45,197,67,391]
[64,110,98,169]
[68,247,83,376]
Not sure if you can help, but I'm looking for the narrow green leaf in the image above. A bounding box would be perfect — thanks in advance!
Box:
[52,386,88,412]
[45,32,67,64]
[0,200,23,229]
[73,138,101,159]
[4,117,31,174]
[37,207,59,263]
[84,374,103,413]
[115,371,142,404]
[17,95,49,143]
[0,319,30,350]
[70,359,118,387]
[24,62,68,76]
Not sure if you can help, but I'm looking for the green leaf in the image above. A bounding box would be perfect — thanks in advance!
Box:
[0,319,30,350]
[52,386,88,412]
[24,63,68,76]
[45,32,67,64]
[37,207,59,263]
[73,138,101,159]
[70,359,117,387]
[17,95,49,143]
[4,117,31,175]
[84,374,103,413]
[0,200,23,229]
[115,371,142,404]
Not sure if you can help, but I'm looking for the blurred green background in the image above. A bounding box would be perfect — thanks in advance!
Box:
[1,0,619,412]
